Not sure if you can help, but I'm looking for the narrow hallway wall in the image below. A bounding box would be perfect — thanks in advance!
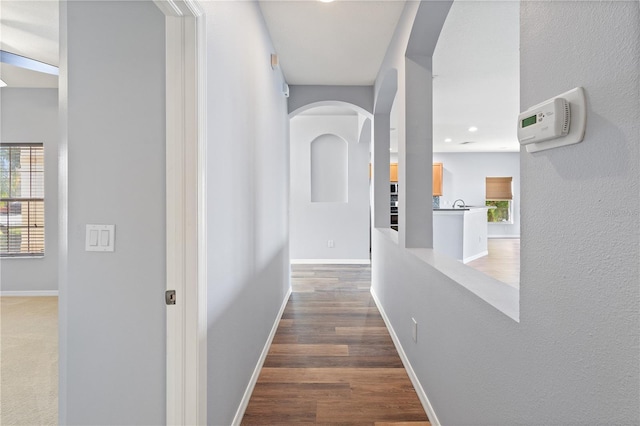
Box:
[201,2,291,424]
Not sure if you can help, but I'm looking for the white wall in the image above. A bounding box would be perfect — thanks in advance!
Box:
[290,115,370,261]
[60,2,166,424]
[201,2,290,424]
[372,1,639,424]
[433,152,520,237]
[0,88,58,292]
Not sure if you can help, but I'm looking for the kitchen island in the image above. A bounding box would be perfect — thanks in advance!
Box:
[433,207,490,263]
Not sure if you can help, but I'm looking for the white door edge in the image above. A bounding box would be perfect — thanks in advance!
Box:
[155,1,207,425]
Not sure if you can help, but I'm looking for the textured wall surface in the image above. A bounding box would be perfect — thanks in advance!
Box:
[372,1,639,424]
[1,89,58,292]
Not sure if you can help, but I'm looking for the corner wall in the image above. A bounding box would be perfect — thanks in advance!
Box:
[1,88,58,292]
[372,1,639,424]
[200,2,291,424]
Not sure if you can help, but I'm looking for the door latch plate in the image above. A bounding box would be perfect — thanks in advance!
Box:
[165,290,176,305]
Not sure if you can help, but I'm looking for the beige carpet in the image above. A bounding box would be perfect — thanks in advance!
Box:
[1,296,58,425]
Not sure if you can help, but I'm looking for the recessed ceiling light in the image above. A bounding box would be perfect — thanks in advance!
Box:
[444,138,452,143]
[319,0,335,3]
[468,126,478,132]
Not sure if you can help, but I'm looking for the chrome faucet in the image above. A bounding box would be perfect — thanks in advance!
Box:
[452,199,466,208]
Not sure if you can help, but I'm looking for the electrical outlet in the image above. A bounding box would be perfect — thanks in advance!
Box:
[328,240,334,248]
[412,317,418,343]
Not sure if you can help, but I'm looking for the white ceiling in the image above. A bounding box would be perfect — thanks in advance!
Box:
[258,0,405,86]
[432,1,520,153]
[0,0,520,153]
[0,0,59,88]
[261,0,520,153]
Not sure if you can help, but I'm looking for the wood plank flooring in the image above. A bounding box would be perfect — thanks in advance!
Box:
[242,264,429,425]
[467,238,520,288]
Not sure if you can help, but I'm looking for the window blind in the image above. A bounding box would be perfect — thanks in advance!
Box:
[0,143,45,256]
[486,177,513,200]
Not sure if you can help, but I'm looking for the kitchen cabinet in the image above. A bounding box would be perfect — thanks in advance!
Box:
[390,163,398,182]
[433,162,443,196]
[368,163,399,181]
[370,162,442,195]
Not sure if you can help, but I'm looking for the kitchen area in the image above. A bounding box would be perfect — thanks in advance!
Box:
[390,161,492,264]
[388,152,520,286]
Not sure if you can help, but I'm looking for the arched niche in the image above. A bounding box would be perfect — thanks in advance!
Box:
[310,133,348,203]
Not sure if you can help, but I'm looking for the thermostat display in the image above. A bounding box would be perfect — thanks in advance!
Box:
[517,97,570,145]
[521,115,537,128]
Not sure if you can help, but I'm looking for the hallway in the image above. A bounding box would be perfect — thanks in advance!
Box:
[242,264,429,424]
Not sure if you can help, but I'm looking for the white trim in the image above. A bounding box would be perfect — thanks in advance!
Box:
[290,259,371,265]
[0,290,58,297]
[231,287,293,426]
[370,288,441,426]
[463,250,489,264]
[488,235,520,239]
[159,1,207,425]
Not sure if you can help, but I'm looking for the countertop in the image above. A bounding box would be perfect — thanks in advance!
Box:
[434,206,491,211]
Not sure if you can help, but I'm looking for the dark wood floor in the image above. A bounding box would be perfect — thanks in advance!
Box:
[241,264,429,425]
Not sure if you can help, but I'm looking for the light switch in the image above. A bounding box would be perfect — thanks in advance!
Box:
[89,230,99,246]
[86,225,115,252]
[100,230,110,246]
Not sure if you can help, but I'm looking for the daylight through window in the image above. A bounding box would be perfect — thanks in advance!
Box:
[0,143,45,256]
[486,176,513,223]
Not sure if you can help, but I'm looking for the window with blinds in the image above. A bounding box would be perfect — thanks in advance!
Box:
[0,143,45,257]
[486,176,513,223]
[486,177,513,200]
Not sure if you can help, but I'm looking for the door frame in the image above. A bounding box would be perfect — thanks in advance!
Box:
[154,1,207,424]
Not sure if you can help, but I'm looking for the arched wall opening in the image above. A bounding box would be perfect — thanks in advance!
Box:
[372,69,398,231]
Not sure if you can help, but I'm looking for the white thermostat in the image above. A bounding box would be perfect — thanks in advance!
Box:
[517,87,586,153]
[518,98,570,145]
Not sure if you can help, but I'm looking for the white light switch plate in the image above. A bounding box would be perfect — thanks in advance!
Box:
[86,224,115,252]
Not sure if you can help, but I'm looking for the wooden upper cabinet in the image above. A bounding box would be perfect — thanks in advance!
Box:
[432,162,443,196]
[390,163,398,182]
[370,162,442,195]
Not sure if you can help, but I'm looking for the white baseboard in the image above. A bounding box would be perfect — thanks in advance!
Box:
[0,290,58,297]
[463,250,489,264]
[370,288,440,426]
[290,259,371,265]
[231,285,292,426]
[488,235,520,239]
